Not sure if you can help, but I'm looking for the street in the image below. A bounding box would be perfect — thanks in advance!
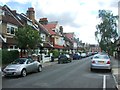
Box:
[2,56,117,89]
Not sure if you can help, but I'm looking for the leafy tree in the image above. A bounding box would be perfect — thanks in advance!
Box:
[95,10,118,55]
[15,25,41,57]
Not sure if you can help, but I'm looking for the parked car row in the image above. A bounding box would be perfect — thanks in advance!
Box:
[58,54,72,64]
[72,52,98,60]
[58,52,98,63]
[2,51,98,77]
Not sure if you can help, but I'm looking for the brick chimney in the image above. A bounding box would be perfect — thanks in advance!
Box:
[26,7,35,24]
[12,10,16,15]
[39,18,48,25]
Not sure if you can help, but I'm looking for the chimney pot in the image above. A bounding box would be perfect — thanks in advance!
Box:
[12,10,16,14]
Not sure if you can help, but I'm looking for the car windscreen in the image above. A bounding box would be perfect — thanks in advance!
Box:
[12,58,26,64]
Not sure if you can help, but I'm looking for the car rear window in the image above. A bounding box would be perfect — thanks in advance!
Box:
[93,55,109,59]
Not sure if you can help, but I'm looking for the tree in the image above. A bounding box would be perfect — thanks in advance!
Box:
[95,10,118,55]
[15,25,41,57]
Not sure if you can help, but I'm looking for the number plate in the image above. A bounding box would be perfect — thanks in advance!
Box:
[98,61,104,64]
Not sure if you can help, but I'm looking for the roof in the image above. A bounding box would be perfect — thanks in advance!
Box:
[43,42,53,48]
[2,5,23,26]
[64,33,75,43]
[43,23,57,35]
[35,21,50,35]
[53,44,64,49]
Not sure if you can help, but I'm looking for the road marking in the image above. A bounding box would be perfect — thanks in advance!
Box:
[103,75,106,90]
[112,74,118,89]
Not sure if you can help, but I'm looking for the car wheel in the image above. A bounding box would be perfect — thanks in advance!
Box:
[21,69,27,77]
[109,68,111,72]
[90,68,93,71]
[38,66,42,72]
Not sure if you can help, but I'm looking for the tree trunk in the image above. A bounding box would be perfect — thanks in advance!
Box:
[20,48,23,57]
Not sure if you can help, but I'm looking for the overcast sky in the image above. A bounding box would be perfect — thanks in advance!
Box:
[0,0,119,44]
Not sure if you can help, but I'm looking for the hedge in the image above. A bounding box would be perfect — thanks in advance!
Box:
[49,49,60,58]
[2,50,19,65]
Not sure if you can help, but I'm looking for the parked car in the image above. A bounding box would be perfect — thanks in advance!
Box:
[58,54,72,64]
[73,53,81,60]
[3,58,42,77]
[90,54,111,72]
[81,53,87,58]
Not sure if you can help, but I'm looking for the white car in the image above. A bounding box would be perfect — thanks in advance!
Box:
[90,54,111,71]
[81,53,87,58]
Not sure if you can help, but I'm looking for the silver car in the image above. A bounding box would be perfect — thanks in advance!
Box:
[90,54,111,71]
[3,58,42,77]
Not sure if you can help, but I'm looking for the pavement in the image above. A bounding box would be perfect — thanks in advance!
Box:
[111,57,120,90]
[42,58,58,67]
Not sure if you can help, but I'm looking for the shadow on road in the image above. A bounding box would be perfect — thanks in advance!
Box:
[91,69,111,74]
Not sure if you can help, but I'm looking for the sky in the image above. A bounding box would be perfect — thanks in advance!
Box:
[0,0,119,44]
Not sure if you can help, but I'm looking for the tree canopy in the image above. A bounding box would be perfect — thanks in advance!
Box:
[95,10,118,55]
[14,25,41,56]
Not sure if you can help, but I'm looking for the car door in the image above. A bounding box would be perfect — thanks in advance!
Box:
[29,58,38,71]
[26,59,35,72]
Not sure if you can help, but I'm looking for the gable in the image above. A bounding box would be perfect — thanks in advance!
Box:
[2,5,23,26]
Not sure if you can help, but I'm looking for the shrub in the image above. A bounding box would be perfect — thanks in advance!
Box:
[51,49,60,58]
[2,49,19,65]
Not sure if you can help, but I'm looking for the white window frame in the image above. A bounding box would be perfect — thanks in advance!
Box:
[7,24,18,35]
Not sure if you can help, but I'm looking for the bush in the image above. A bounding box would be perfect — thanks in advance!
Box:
[51,49,60,58]
[2,50,19,65]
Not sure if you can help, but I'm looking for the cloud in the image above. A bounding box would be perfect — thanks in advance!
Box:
[0,0,119,44]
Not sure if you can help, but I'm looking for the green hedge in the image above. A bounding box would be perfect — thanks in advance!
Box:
[2,50,19,65]
[50,49,60,58]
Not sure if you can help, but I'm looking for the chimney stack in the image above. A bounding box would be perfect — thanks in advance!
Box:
[12,10,16,15]
[26,7,35,24]
[39,18,48,25]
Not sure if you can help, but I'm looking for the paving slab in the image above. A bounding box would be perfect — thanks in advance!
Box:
[112,68,120,90]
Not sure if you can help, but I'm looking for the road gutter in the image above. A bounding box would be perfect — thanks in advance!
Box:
[103,75,106,90]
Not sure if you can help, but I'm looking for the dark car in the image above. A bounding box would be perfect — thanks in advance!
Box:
[73,53,81,60]
[58,54,72,64]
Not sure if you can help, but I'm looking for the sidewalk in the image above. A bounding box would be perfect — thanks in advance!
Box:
[111,57,120,90]
[42,59,58,67]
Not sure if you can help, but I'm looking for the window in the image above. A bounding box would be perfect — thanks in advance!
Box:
[9,45,18,49]
[10,45,13,49]
[7,24,17,35]
[11,27,14,34]
[15,45,18,49]
[7,27,10,34]
[7,27,15,34]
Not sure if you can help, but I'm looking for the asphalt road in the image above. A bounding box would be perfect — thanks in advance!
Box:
[2,56,116,89]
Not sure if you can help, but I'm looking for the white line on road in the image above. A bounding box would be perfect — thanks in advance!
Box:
[103,75,106,90]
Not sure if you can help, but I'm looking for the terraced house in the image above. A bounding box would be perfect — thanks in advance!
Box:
[0,5,83,62]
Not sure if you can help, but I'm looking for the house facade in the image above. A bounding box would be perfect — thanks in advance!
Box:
[0,5,23,51]
[40,18,65,50]
[1,5,94,63]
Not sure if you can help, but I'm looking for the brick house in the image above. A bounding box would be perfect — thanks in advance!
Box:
[0,5,23,50]
[40,18,65,51]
